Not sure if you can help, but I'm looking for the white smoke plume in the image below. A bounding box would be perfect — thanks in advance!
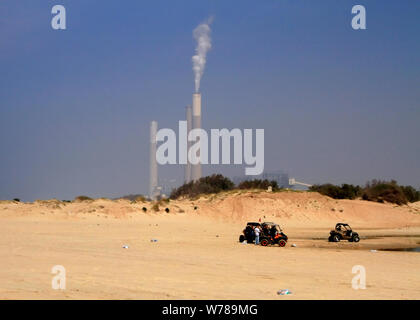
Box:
[192,17,213,92]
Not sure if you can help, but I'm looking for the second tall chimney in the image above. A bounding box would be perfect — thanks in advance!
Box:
[191,93,202,181]
[184,105,192,183]
[149,121,158,200]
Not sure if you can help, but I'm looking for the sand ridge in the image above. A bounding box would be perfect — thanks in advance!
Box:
[2,190,419,228]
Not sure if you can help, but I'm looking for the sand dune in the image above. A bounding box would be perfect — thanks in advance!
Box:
[1,191,419,299]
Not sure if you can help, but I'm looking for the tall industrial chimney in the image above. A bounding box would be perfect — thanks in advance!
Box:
[184,105,193,183]
[191,93,202,181]
[149,121,158,200]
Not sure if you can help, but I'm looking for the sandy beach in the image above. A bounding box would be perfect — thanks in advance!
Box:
[1,191,420,299]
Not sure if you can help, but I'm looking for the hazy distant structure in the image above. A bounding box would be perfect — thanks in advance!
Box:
[288,178,312,188]
[191,93,202,181]
[184,105,193,183]
[149,121,159,200]
[262,171,290,188]
[233,170,291,188]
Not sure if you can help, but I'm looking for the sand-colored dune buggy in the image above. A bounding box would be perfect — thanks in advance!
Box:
[328,223,360,242]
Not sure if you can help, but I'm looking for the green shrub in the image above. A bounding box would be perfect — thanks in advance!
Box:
[170,174,235,199]
[135,195,147,202]
[401,185,420,203]
[311,180,418,205]
[309,184,362,200]
[362,180,407,205]
[237,179,279,191]
[74,195,93,202]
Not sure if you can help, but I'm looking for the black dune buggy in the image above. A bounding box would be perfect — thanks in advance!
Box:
[328,223,360,242]
[239,222,261,243]
[239,221,288,247]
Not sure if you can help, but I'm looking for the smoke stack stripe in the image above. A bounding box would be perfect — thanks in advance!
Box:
[149,121,158,200]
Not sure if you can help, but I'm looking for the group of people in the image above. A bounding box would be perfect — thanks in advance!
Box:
[245,224,279,245]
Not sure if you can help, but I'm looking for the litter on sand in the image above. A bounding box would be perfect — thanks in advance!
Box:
[122,245,129,249]
[150,239,158,242]
[277,289,292,295]
[291,244,297,247]
[370,249,377,252]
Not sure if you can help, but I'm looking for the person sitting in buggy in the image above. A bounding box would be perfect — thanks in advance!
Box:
[262,224,271,237]
[270,225,278,238]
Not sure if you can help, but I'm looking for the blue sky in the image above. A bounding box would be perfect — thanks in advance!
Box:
[0,0,419,201]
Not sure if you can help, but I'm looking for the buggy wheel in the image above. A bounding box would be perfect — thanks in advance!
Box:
[333,235,340,242]
[260,239,269,246]
[352,235,360,243]
[278,240,286,247]
[239,235,245,243]
[328,236,333,242]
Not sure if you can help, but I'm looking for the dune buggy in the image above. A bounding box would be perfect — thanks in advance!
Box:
[259,222,288,247]
[328,223,360,242]
[239,222,261,243]
[239,222,288,247]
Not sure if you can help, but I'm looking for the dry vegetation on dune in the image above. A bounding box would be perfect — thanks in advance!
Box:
[170,175,420,208]
[1,191,420,228]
